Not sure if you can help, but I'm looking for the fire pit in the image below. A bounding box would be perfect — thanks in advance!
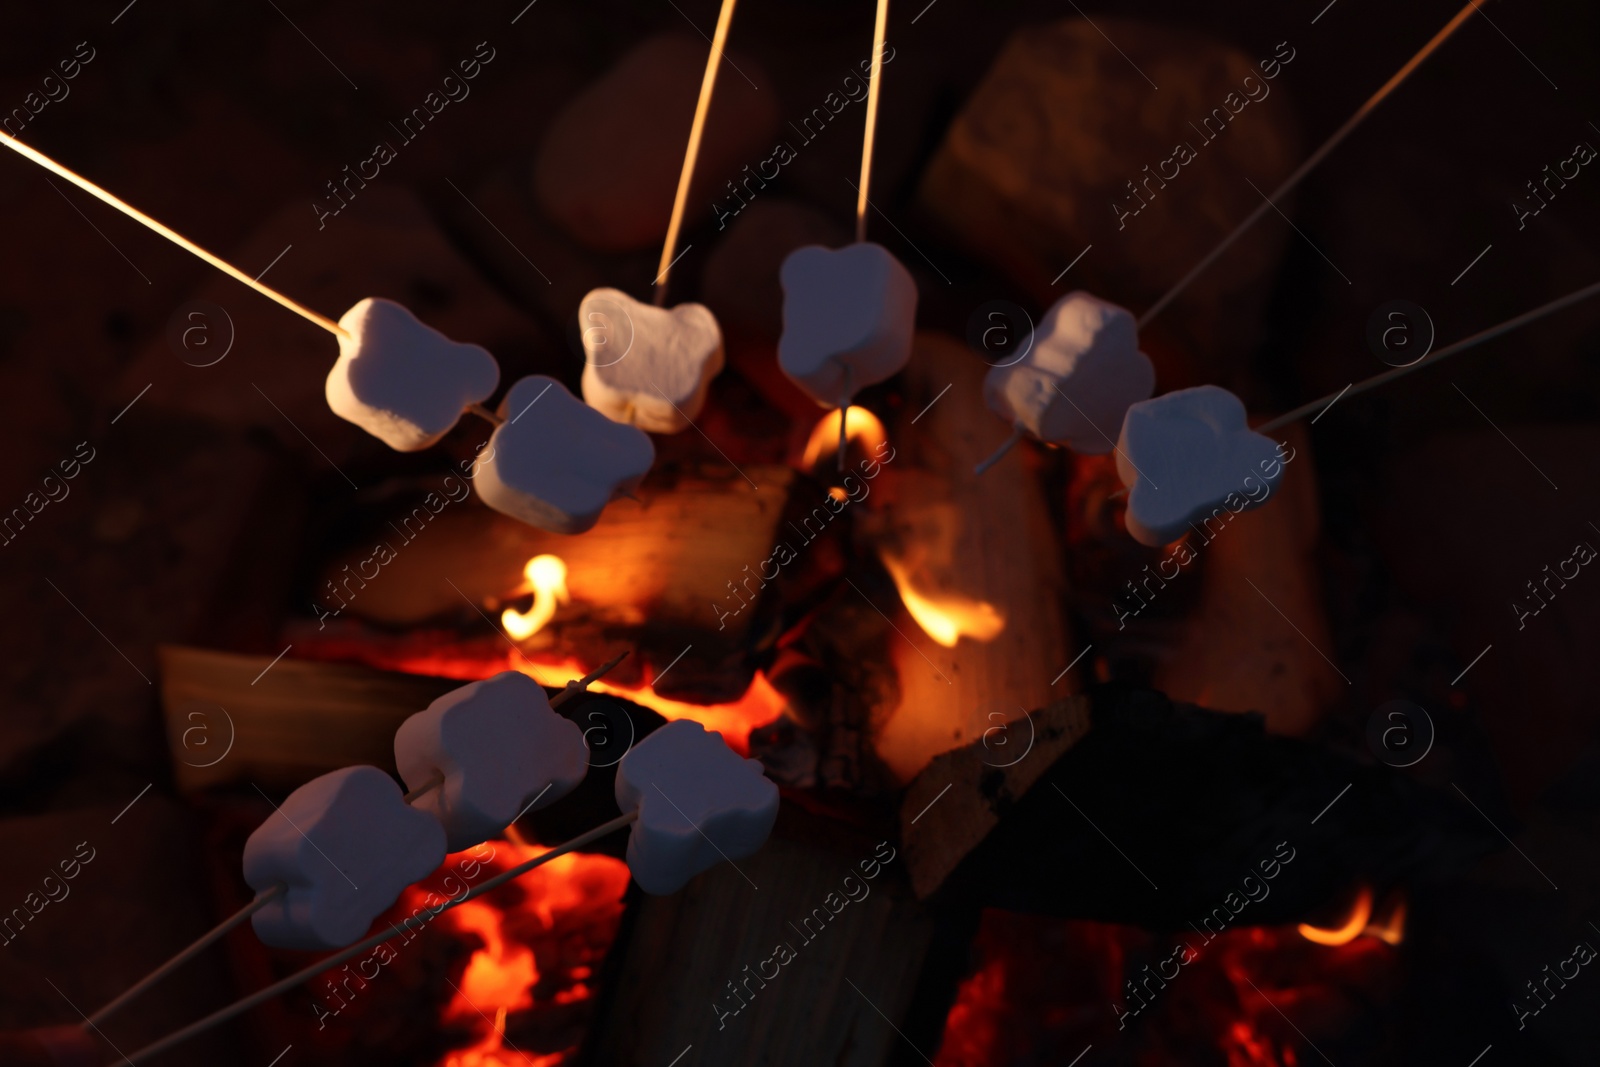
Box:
[4,3,1598,1067]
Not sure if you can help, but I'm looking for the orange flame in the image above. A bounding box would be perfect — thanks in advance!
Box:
[412,842,631,1067]
[319,638,787,755]
[1296,885,1410,947]
[502,555,570,640]
[1297,886,1371,946]
[446,900,537,1021]
[880,555,1005,648]
[507,656,785,749]
[1365,895,1406,946]
[802,406,887,469]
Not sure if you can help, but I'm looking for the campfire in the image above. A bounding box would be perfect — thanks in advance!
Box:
[5,2,1557,1065]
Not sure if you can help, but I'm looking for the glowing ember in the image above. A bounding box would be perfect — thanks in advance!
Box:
[880,555,1005,648]
[506,656,785,749]
[446,900,537,1021]
[405,841,632,1067]
[801,406,887,469]
[502,555,570,641]
[937,908,1403,1067]
[293,635,786,754]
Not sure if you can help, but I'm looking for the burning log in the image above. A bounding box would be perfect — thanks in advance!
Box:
[862,332,1079,782]
[156,646,663,803]
[158,645,459,795]
[313,461,846,703]
[899,695,1091,899]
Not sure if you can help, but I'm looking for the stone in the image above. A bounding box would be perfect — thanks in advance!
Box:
[918,18,1301,388]
[701,198,851,342]
[534,34,779,252]
[116,187,550,466]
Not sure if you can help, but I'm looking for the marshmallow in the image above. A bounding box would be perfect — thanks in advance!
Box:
[474,375,656,534]
[984,291,1155,454]
[1115,385,1287,547]
[579,288,724,433]
[394,671,589,852]
[778,243,917,407]
[326,298,501,451]
[243,765,446,950]
[614,720,779,895]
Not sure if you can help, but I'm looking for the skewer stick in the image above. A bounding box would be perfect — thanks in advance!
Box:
[855,0,892,243]
[550,649,630,707]
[1137,0,1482,330]
[835,364,855,473]
[0,131,347,339]
[973,425,1025,476]
[1257,276,1600,434]
[120,811,639,1065]
[465,401,504,427]
[838,403,850,472]
[82,658,623,1030]
[79,885,286,1032]
[654,0,742,307]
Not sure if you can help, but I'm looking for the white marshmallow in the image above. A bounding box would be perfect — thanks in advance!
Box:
[614,719,778,895]
[326,298,501,451]
[984,291,1155,454]
[778,243,917,407]
[1115,385,1287,547]
[578,288,724,433]
[243,765,446,950]
[394,671,589,852]
[474,375,656,535]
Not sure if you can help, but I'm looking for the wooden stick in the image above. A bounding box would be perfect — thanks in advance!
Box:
[84,657,622,1031]
[855,0,892,244]
[654,0,742,306]
[402,771,445,804]
[1137,0,1482,330]
[80,885,286,1030]
[1258,276,1600,434]
[837,402,850,473]
[465,401,504,427]
[550,649,630,707]
[120,811,639,1065]
[835,364,855,473]
[973,425,1025,476]
[0,131,348,339]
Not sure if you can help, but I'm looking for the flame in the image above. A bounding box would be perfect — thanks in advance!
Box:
[1297,886,1377,946]
[802,406,887,469]
[294,638,787,751]
[506,656,784,750]
[880,556,1005,648]
[502,555,570,640]
[446,900,537,1021]
[1366,896,1406,946]
[406,841,632,1067]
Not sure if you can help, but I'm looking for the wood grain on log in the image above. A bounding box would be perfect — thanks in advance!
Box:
[581,835,934,1067]
[864,332,1079,782]
[315,463,845,702]
[159,645,459,794]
